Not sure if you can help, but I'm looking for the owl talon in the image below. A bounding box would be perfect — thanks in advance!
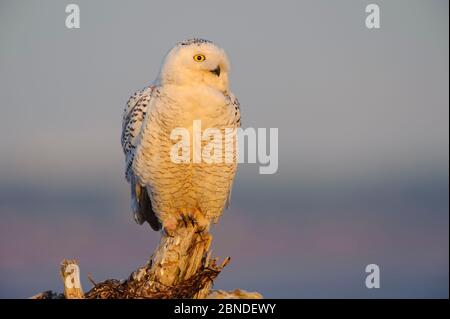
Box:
[164,230,175,237]
[180,211,190,227]
[193,209,209,230]
[162,215,178,236]
[195,226,208,234]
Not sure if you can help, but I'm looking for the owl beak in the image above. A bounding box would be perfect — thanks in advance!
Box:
[210,65,221,77]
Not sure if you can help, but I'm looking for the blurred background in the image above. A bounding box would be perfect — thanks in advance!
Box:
[0,0,448,298]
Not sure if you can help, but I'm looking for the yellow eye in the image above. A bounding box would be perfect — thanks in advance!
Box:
[193,54,206,62]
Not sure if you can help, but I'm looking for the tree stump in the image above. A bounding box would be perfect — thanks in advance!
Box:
[60,259,84,299]
[31,218,261,299]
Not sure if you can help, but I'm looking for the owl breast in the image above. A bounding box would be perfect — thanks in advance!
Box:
[132,84,238,224]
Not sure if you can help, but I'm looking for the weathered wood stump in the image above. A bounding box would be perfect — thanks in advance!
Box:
[32,220,261,299]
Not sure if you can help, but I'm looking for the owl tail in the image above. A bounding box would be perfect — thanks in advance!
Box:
[131,181,162,231]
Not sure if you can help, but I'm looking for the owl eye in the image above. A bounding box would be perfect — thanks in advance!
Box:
[193,54,206,62]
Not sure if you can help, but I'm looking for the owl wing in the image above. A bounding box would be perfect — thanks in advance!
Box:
[121,85,155,181]
[121,85,161,230]
[230,93,241,128]
[225,93,241,209]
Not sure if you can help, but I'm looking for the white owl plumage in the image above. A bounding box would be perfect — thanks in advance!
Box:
[121,39,241,233]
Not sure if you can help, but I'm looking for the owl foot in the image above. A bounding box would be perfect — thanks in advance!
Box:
[162,215,178,237]
[162,209,209,236]
[180,208,209,231]
[192,208,209,231]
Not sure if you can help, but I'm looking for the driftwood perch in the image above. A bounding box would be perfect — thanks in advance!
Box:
[32,219,261,299]
[60,259,84,299]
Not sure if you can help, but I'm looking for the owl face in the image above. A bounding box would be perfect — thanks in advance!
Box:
[159,39,230,92]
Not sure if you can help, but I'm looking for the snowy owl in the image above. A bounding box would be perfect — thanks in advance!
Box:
[121,39,241,233]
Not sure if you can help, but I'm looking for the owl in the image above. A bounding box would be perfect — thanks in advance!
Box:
[121,39,241,233]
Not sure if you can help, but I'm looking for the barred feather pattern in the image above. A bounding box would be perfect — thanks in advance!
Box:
[121,85,156,182]
[130,85,241,225]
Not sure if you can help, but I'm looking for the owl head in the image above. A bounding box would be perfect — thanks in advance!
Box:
[158,39,230,92]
